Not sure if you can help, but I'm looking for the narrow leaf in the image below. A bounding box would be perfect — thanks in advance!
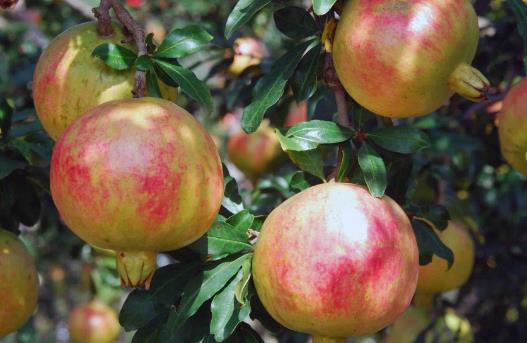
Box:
[0,99,13,139]
[274,7,318,39]
[312,0,338,15]
[92,43,137,70]
[368,126,430,154]
[156,25,213,59]
[225,0,272,39]
[358,143,387,197]
[412,219,455,268]
[210,269,245,342]
[292,43,322,101]
[287,149,326,181]
[286,120,354,144]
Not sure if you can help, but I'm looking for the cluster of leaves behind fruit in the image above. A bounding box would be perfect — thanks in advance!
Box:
[84,3,465,342]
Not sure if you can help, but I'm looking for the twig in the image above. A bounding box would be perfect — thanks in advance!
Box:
[93,0,147,97]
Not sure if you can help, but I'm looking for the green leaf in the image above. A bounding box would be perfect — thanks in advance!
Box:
[274,7,318,39]
[292,42,322,101]
[410,205,451,231]
[190,218,252,260]
[92,43,137,70]
[336,142,353,182]
[146,70,163,98]
[287,149,326,181]
[222,165,245,214]
[288,171,311,192]
[508,0,527,70]
[156,25,213,59]
[135,55,153,72]
[275,129,318,152]
[234,323,265,343]
[145,33,157,54]
[210,267,249,342]
[0,155,25,179]
[227,210,254,233]
[0,99,13,139]
[225,0,272,39]
[154,59,213,111]
[7,121,42,139]
[368,126,430,154]
[235,257,252,304]
[412,219,454,268]
[160,254,252,339]
[286,120,354,144]
[312,0,338,15]
[358,143,387,197]
[242,40,313,133]
[119,262,200,331]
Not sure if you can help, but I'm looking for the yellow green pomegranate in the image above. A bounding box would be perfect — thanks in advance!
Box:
[332,0,489,118]
[0,229,39,337]
[33,22,177,140]
[416,220,475,294]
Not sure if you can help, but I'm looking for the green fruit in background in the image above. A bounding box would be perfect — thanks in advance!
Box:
[0,229,39,337]
[383,307,431,343]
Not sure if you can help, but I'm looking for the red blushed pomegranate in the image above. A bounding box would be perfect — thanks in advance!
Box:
[332,0,489,118]
[69,300,120,343]
[498,77,527,176]
[50,98,223,288]
[252,183,419,340]
[227,121,283,182]
[284,101,308,127]
[33,22,177,140]
[0,229,39,337]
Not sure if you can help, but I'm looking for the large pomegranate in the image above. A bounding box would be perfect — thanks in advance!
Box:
[416,221,474,294]
[332,0,489,118]
[227,120,282,182]
[498,77,527,176]
[33,22,177,140]
[252,183,419,340]
[69,300,120,343]
[0,229,39,337]
[50,98,223,287]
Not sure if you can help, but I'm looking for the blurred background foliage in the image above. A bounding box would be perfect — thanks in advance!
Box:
[1,0,527,342]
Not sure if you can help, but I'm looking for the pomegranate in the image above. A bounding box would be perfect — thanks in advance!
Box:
[227,37,266,76]
[69,300,120,343]
[252,183,419,340]
[0,229,39,337]
[416,221,474,294]
[498,77,527,176]
[33,22,177,140]
[332,0,489,118]
[382,307,430,343]
[227,120,282,182]
[50,98,223,287]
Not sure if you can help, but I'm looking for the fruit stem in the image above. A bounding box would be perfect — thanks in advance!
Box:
[93,0,147,97]
[312,336,346,343]
[116,250,157,289]
[414,292,435,310]
[448,63,490,102]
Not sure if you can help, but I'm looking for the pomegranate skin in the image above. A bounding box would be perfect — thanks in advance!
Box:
[69,301,120,343]
[416,221,474,294]
[498,78,527,176]
[0,229,39,337]
[333,0,484,118]
[50,98,223,286]
[33,22,176,140]
[252,183,419,338]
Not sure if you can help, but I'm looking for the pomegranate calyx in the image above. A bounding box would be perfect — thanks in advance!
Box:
[116,250,157,289]
[449,63,490,102]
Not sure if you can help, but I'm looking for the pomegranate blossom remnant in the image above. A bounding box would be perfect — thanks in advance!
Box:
[252,183,419,340]
[50,98,224,288]
[332,0,490,118]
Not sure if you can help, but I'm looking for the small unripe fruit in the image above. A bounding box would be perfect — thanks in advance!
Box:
[69,301,120,343]
[333,0,489,118]
[227,37,266,76]
[0,229,39,337]
[498,77,527,176]
[253,183,419,339]
[416,221,475,294]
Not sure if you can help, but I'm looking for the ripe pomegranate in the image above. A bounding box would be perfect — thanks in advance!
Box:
[50,98,223,288]
[33,22,177,140]
[416,221,474,294]
[332,0,490,118]
[498,77,527,176]
[0,229,39,337]
[227,37,266,76]
[252,183,419,340]
[284,101,308,127]
[69,300,120,343]
[227,120,282,182]
[382,307,430,343]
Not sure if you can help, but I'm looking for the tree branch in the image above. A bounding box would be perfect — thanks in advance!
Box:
[93,0,146,97]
